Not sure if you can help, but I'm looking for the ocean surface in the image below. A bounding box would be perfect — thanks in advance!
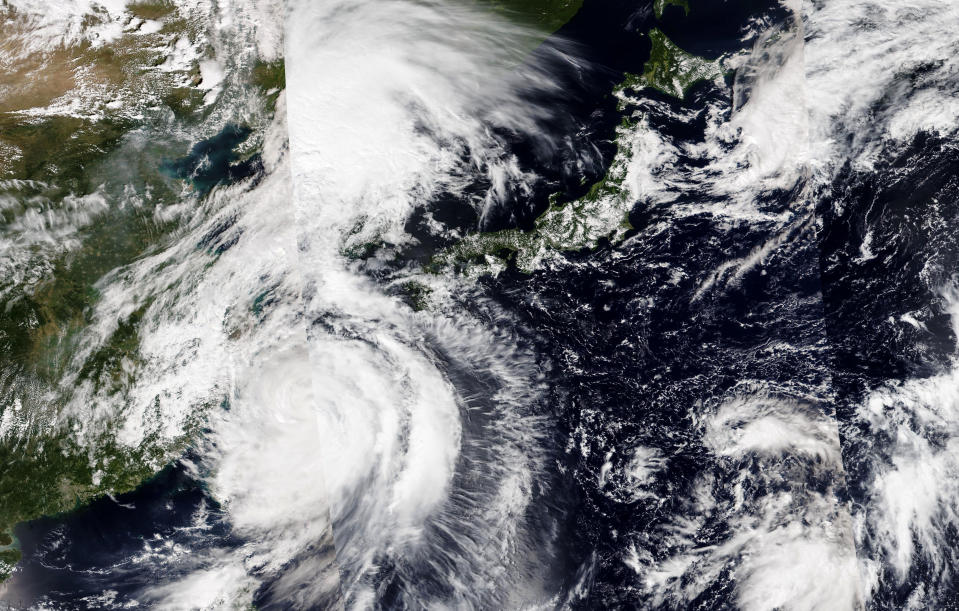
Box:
[3,0,959,608]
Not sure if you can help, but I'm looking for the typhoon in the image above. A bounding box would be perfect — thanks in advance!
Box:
[1,0,959,609]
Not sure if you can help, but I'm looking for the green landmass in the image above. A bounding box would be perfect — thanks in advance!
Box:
[623,28,722,99]
[0,143,195,573]
[432,114,639,276]
[251,59,286,114]
[162,86,207,120]
[0,125,273,579]
[0,416,197,580]
[0,115,131,188]
[431,28,723,277]
[653,0,689,19]
[402,281,433,312]
[0,138,186,382]
[0,0,710,584]
[0,0,285,580]
[486,0,584,33]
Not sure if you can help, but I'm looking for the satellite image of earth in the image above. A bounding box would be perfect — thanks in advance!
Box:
[0,0,958,608]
